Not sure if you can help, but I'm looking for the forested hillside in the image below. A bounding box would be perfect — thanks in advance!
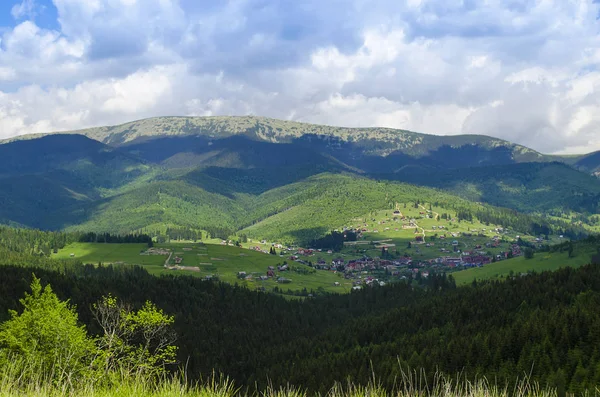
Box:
[386,162,600,214]
[573,151,600,176]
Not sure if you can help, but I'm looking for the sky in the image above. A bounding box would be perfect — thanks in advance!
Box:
[0,0,600,154]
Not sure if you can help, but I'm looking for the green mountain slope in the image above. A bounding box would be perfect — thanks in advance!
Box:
[0,135,154,229]
[573,150,600,176]
[388,162,600,214]
[21,167,579,244]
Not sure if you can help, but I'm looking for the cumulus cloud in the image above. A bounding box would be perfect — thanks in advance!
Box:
[0,0,600,154]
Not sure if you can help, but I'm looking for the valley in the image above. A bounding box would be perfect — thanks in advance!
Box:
[53,241,349,295]
[0,117,597,293]
[48,200,593,297]
[0,116,599,395]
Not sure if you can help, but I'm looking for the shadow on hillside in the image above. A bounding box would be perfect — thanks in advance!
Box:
[288,227,330,245]
[289,134,519,173]
[375,161,600,214]
[120,135,349,197]
[179,164,340,198]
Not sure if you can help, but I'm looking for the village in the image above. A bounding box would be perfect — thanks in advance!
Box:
[130,204,561,294]
[234,204,559,289]
[238,237,524,289]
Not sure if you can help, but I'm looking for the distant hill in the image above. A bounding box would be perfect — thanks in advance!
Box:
[572,150,600,176]
[17,116,553,167]
[0,117,598,241]
[386,162,600,214]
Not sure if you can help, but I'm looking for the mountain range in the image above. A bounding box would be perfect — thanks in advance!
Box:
[1,116,599,241]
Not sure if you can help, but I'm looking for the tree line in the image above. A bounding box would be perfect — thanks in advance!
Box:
[78,232,152,244]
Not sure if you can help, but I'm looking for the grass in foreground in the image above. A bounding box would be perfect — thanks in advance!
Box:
[0,366,577,397]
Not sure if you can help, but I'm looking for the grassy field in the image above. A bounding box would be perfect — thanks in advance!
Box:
[52,242,349,295]
[53,243,166,267]
[452,247,597,285]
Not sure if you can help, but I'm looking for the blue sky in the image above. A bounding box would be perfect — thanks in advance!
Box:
[0,0,57,30]
[1,0,600,154]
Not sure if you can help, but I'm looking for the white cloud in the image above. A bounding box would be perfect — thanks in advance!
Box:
[11,0,37,20]
[0,0,600,154]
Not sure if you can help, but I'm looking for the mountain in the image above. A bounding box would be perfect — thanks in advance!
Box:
[0,117,598,241]
[0,134,152,229]
[572,150,600,176]
[35,116,554,168]
[384,161,600,214]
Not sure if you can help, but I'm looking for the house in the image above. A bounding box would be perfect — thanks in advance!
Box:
[332,257,344,266]
[415,236,424,242]
[443,257,462,266]
[237,271,247,279]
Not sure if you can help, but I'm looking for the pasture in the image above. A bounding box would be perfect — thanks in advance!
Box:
[53,242,349,295]
[53,243,166,267]
[452,246,596,285]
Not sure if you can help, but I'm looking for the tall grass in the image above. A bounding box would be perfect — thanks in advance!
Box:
[0,360,592,397]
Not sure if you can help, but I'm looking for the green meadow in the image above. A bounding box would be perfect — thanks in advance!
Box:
[452,246,597,285]
[53,243,166,266]
[53,242,349,295]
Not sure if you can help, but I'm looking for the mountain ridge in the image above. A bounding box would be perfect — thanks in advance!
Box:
[1,116,553,159]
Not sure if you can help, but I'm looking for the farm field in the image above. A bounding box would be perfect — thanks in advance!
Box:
[52,242,349,295]
[53,243,166,266]
[452,246,597,285]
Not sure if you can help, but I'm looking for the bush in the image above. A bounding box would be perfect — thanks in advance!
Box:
[0,275,94,384]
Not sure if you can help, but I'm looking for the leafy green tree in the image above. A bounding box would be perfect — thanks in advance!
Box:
[0,275,94,383]
[568,241,575,258]
[92,295,178,378]
[524,247,534,259]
